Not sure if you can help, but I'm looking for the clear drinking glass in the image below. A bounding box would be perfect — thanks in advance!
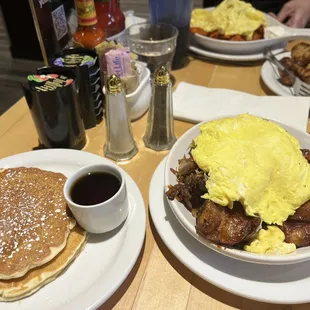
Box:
[126,23,178,76]
[149,0,192,70]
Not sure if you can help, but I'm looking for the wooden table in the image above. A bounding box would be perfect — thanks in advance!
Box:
[1,45,309,310]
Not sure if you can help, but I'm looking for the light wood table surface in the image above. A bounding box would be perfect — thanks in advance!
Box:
[1,42,309,310]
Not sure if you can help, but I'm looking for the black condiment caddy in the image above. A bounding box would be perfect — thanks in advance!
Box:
[22,67,86,150]
[50,47,104,129]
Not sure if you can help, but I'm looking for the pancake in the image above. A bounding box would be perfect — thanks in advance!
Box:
[0,167,76,280]
[0,225,86,301]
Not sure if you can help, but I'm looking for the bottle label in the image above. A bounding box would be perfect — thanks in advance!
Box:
[75,0,98,26]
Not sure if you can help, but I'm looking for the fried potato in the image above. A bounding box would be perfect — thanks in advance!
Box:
[278,57,298,86]
[209,30,222,38]
[230,35,246,41]
[190,26,264,41]
[291,42,310,66]
[252,25,264,40]
[190,27,209,36]
[277,44,310,87]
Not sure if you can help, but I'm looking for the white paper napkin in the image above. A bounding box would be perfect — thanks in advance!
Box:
[173,82,310,132]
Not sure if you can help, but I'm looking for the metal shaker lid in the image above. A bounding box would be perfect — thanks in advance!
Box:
[107,74,124,94]
[155,66,170,85]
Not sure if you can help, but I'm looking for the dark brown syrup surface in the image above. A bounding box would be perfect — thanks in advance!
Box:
[70,172,121,206]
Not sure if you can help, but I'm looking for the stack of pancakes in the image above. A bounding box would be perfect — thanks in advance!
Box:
[0,167,87,301]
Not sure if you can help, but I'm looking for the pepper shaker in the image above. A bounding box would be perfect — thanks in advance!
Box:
[143,66,177,151]
[104,74,138,161]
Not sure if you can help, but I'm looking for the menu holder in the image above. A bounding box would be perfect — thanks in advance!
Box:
[49,47,103,128]
[28,0,73,64]
[22,69,86,150]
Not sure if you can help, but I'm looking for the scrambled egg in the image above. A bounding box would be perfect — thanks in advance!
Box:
[191,10,218,33]
[244,226,296,254]
[191,114,310,225]
[191,0,266,40]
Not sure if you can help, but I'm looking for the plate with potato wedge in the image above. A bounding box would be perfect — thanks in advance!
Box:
[261,42,310,96]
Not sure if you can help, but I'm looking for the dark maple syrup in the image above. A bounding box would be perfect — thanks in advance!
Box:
[70,172,121,206]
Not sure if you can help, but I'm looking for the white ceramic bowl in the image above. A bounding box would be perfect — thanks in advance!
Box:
[165,115,310,265]
[193,9,310,55]
[64,164,129,234]
[103,61,151,121]
[126,62,151,120]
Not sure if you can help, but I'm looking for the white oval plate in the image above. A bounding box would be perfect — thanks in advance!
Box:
[0,149,146,310]
[189,44,285,62]
[164,115,310,265]
[194,9,310,55]
[150,158,310,304]
[261,51,294,96]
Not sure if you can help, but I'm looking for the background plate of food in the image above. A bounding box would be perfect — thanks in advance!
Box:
[165,114,310,265]
[191,0,310,55]
[261,51,293,96]
[261,42,310,96]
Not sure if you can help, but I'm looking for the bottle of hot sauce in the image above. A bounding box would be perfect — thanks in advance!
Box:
[73,0,105,48]
[95,0,125,38]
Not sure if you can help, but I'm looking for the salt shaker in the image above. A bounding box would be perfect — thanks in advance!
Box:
[143,66,177,151]
[104,74,138,161]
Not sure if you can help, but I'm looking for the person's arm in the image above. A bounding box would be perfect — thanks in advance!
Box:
[275,0,310,28]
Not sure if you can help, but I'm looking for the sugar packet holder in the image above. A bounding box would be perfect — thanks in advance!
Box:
[49,48,101,129]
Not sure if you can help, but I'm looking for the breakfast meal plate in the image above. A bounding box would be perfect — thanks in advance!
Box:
[164,114,310,265]
[150,158,310,304]
[261,52,293,96]
[191,2,310,55]
[0,149,146,310]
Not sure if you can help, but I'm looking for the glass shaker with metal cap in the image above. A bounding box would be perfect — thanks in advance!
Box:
[143,66,177,151]
[104,74,138,161]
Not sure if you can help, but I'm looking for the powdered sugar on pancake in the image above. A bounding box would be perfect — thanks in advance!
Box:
[0,168,75,279]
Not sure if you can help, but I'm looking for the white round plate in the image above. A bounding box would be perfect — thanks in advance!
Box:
[164,115,310,265]
[193,9,309,55]
[189,44,285,62]
[0,149,146,310]
[261,51,294,96]
[150,158,310,304]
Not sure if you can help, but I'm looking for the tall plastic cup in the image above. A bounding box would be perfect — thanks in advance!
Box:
[149,0,192,70]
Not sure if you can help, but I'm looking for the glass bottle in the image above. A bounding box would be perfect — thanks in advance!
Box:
[104,75,138,161]
[143,66,177,151]
[95,0,125,37]
[73,0,105,48]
